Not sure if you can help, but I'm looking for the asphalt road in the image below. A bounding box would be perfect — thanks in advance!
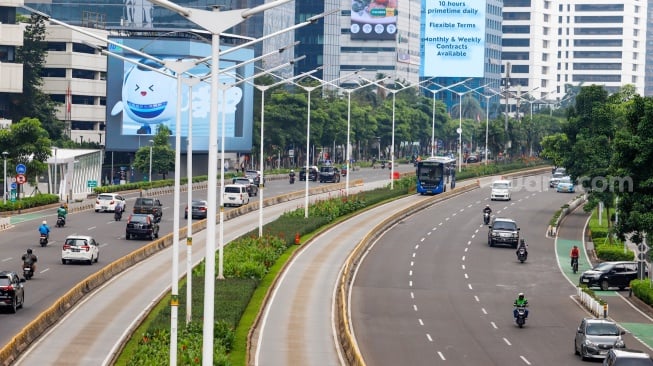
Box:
[0,165,404,362]
[349,176,644,365]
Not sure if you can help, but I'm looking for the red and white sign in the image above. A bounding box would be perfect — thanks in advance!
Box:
[15,174,26,184]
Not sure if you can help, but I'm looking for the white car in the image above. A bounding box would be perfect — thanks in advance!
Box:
[223,184,250,207]
[490,179,512,201]
[95,193,126,212]
[61,235,100,265]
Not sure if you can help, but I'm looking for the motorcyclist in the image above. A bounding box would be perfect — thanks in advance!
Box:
[38,220,50,240]
[516,238,528,257]
[570,245,580,267]
[483,204,492,215]
[57,204,67,219]
[289,169,296,183]
[513,292,529,319]
[21,248,38,273]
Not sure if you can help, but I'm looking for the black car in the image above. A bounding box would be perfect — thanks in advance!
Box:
[126,214,160,240]
[245,170,264,186]
[299,166,319,181]
[319,166,341,183]
[185,200,208,219]
[0,271,25,313]
[579,261,641,291]
[487,217,520,248]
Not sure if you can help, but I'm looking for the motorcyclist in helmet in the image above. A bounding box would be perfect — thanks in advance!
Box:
[513,292,529,319]
[483,204,492,215]
[38,220,50,240]
[515,238,528,257]
[57,204,67,219]
[21,248,38,273]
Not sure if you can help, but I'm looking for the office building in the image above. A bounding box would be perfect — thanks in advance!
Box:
[0,0,24,126]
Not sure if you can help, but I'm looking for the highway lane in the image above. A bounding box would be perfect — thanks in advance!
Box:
[350,175,629,365]
[0,166,402,351]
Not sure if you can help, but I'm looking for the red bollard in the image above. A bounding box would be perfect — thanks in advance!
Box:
[295,232,300,245]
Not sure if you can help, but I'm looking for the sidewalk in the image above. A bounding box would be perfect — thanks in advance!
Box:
[557,208,653,352]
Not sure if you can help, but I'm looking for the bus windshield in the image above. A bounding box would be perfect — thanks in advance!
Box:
[416,157,456,195]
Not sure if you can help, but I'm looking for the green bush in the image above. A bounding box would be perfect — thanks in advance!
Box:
[631,280,653,306]
[0,194,59,212]
[595,243,634,261]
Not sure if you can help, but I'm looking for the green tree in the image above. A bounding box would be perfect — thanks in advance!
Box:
[132,125,175,180]
[12,14,63,141]
[0,118,52,186]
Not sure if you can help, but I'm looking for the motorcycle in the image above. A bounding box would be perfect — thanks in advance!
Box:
[517,246,527,263]
[114,209,123,221]
[289,174,295,184]
[39,234,48,247]
[483,212,490,225]
[56,216,65,228]
[514,305,528,328]
[23,264,33,280]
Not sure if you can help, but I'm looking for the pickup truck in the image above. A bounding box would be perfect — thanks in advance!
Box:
[132,197,163,222]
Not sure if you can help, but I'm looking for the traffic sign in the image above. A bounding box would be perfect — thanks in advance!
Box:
[87,180,97,188]
[638,252,648,261]
[638,243,649,253]
[15,174,26,184]
[15,164,26,175]
[10,182,16,189]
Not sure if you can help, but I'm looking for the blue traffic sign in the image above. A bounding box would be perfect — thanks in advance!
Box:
[16,164,26,174]
[10,182,16,189]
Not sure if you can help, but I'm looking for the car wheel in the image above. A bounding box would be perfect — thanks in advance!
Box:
[62,259,66,264]
[10,297,17,313]
[126,233,130,240]
[574,340,579,355]
[184,213,187,219]
[488,239,494,247]
[580,345,589,361]
[18,293,24,309]
[95,253,99,263]
[95,209,99,212]
[150,232,154,241]
[87,258,93,265]
[600,280,610,291]
[155,231,159,238]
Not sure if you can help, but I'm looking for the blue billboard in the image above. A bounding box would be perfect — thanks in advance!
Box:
[105,36,254,153]
[420,0,486,77]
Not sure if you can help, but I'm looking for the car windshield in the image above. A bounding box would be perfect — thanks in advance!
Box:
[138,198,154,205]
[586,323,620,336]
[129,216,149,223]
[65,238,89,247]
[192,201,206,206]
[559,178,572,184]
[593,262,615,271]
[234,179,249,184]
[492,183,510,189]
[98,194,115,200]
[552,173,565,179]
[225,187,241,193]
[493,221,517,230]
[0,277,11,286]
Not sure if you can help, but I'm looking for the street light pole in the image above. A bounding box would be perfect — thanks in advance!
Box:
[53,148,58,199]
[2,151,7,205]
[148,140,153,183]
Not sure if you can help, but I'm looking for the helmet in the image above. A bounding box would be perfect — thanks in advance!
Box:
[486,204,490,207]
[27,248,32,254]
[60,204,65,208]
[42,220,47,225]
[518,293,524,299]
[291,169,294,173]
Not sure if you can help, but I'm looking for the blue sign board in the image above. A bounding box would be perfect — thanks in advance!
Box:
[16,164,26,174]
[10,182,16,189]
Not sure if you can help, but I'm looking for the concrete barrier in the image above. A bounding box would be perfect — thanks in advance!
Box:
[577,287,608,318]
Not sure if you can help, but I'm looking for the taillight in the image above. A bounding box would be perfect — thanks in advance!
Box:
[110,200,115,205]
[63,244,71,250]
[1,285,13,291]
[199,207,206,211]
[95,200,100,204]
[82,245,90,252]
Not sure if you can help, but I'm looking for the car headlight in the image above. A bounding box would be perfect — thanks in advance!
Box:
[584,339,597,347]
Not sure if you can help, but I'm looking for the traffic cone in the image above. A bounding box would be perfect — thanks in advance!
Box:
[295,232,301,245]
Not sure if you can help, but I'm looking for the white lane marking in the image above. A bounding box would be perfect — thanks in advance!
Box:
[464,273,468,279]
[413,304,418,311]
[420,237,425,242]
[39,268,49,273]
[468,204,473,208]
[427,232,432,236]
[409,281,413,287]
[418,318,424,326]
[445,217,450,221]
[459,208,464,212]
[520,356,531,365]
[464,247,469,252]
[411,292,415,299]
[474,295,480,302]
[439,222,443,226]
[412,253,416,258]
[468,284,473,290]
[2,257,12,262]
[475,229,479,233]
[426,334,433,342]
[462,256,466,261]
[437,351,446,360]
[88,226,96,230]
[432,227,437,231]
[415,244,420,249]
[410,261,414,267]
[504,338,512,346]
[467,240,472,245]
[409,270,413,276]
[452,212,457,217]
[471,234,475,239]
[461,264,466,270]
[481,308,487,315]
[491,322,498,329]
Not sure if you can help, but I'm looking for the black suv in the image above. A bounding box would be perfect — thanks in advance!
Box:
[487,218,520,248]
[299,166,319,181]
[579,261,641,291]
[319,166,341,183]
[126,213,160,240]
[0,271,25,313]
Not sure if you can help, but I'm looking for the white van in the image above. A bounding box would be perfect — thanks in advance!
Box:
[490,179,512,201]
[223,184,250,207]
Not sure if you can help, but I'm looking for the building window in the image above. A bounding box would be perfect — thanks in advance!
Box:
[502,52,530,60]
[72,43,97,54]
[504,0,531,6]
[573,63,621,70]
[47,42,66,52]
[573,39,622,47]
[72,69,96,80]
[72,95,95,105]
[503,12,531,20]
[542,53,549,61]
[632,76,637,83]
[41,68,66,78]
[574,16,624,23]
[575,4,624,11]
[512,65,529,73]
[0,46,15,62]
[50,94,65,103]
[542,66,548,74]
[502,38,530,47]
[575,27,623,35]
[502,25,530,34]
[71,121,97,130]
[573,74,621,82]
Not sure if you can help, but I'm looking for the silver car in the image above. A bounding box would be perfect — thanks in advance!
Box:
[575,317,626,360]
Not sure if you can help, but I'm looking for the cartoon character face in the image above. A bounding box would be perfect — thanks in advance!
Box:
[121,59,177,127]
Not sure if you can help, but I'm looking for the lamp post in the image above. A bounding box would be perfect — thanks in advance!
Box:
[148,139,153,183]
[2,151,7,205]
[53,147,58,199]
[419,78,472,157]
[467,87,502,165]
[251,69,320,236]
[452,83,490,171]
